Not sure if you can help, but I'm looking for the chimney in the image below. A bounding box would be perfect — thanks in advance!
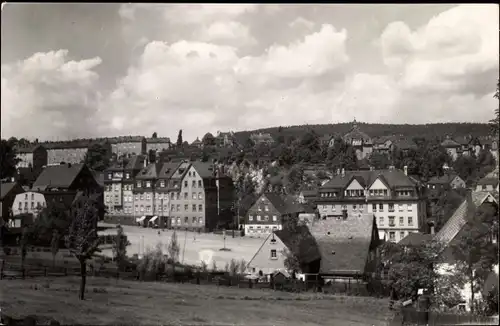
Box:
[370,166,374,171]
[389,165,395,170]
[430,225,435,235]
[341,168,345,177]
[404,166,408,176]
[336,168,340,176]
[144,157,148,168]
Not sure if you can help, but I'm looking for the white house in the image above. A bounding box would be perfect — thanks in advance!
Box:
[11,191,46,217]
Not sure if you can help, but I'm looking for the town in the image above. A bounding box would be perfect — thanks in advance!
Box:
[1,3,499,326]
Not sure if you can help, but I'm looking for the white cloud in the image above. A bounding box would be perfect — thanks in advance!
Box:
[163,4,258,25]
[197,21,257,47]
[1,50,102,140]
[289,17,315,30]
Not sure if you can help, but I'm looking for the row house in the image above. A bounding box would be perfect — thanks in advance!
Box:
[146,137,171,153]
[244,193,305,237]
[316,167,427,243]
[132,161,234,231]
[109,136,147,157]
[15,144,47,170]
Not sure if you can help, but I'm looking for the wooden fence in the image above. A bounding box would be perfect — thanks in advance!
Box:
[0,259,377,296]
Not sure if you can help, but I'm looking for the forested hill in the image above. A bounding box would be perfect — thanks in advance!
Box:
[234,122,491,142]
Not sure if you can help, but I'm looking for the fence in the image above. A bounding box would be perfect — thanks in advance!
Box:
[0,259,377,296]
[397,307,499,325]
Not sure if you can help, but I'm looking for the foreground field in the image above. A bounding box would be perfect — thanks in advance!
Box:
[1,276,394,325]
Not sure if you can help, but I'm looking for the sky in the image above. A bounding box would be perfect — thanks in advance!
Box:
[1,3,499,142]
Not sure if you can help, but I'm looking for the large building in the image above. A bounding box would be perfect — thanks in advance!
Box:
[340,119,373,160]
[215,131,236,147]
[316,167,427,243]
[109,136,147,157]
[41,139,111,166]
[15,144,47,170]
[12,191,46,216]
[146,137,171,153]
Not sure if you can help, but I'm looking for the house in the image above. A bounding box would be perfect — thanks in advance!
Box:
[249,133,275,145]
[441,136,461,161]
[0,182,25,222]
[298,189,318,205]
[215,131,236,147]
[109,136,147,156]
[244,192,305,237]
[32,163,102,210]
[434,191,498,312]
[317,167,427,243]
[15,144,47,170]
[153,162,181,228]
[398,232,433,247]
[12,191,46,217]
[310,213,380,279]
[372,137,394,155]
[246,225,321,279]
[340,119,373,160]
[475,173,499,192]
[427,173,466,191]
[191,137,203,149]
[15,167,41,189]
[133,160,163,223]
[146,137,171,153]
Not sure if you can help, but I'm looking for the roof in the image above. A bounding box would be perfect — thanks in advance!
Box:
[191,137,202,145]
[301,189,318,197]
[191,161,216,179]
[16,144,44,154]
[274,225,321,264]
[158,162,181,180]
[477,177,499,186]
[1,182,18,200]
[343,121,372,144]
[32,164,85,190]
[428,174,459,185]
[434,191,498,245]
[91,170,104,187]
[107,136,145,144]
[398,233,433,246]
[135,162,162,180]
[263,192,289,215]
[146,137,171,144]
[125,155,146,170]
[310,213,376,275]
[393,139,417,150]
[170,161,191,180]
[322,169,415,190]
[441,137,461,148]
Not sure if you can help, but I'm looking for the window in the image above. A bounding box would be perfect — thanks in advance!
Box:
[199,204,202,211]
[372,204,377,212]
[184,181,188,187]
[188,172,191,177]
[184,192,188,199]
[171,193,175,199]
[192,204,196,212]
[272,215,277,222]
[31,202,34,209]
[31,194,34,200]
[264,215,269,221]
[389,216,395,226]
[389,232,396,242]
[408,216,413,226]
[257,215,261,221]
[198,192,203,200]
[171,205,175,212]
[270,249,277,259]
[176,193,180,200]
[192,216,196,223]
[192,193,197,199]
[135,205,139,212]
[146,181,151,187]
[146,206,151,212]
[407,204,412,212]
[160,181,165,187]
[198,180,202,187]
[136,181,141,188]
[18,202,22,209]
[353,204,357,210]
[198,217,203,224]
[399,216,404,226]
[177,217,181,225]
[159,193,163,200]
[398,204,404,211]
[379,203,384,211]
[192,171,196,177]
[192,180,196,188]
[108,173,112,179]
[258,205,262,211]
[359,204,364,211]
[163,205,167,211]
[25,194,28,200]
[176,204,180,211]
[146,194,151,200]
[249,215,254,221]
[388,204,394,212]
[378,216,384,226]
[140,205,144,212]
[264,205,269,212]
[184,204,188,211]
[184,217,188,223]
[125,173,130,179]
[158,206,162,212]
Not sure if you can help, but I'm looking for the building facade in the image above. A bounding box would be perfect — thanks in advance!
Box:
[146,137,171,153]
[249,133,275,145]
[340,119,373,160]
[215,131,236,147]
[316,167,426,243]
[1,182,25,222]
[16,144,48,170]
[110,136,147,157]
[12,191,46,216]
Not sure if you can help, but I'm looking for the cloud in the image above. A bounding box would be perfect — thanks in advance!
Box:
[1,50,102,140]
[163,4,258,25]
[197,21,257,47]
[289,17,315,31]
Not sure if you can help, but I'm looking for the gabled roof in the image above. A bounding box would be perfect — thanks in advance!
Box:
[441,137,461,148]
[146,137,171,144]
[310,213,377,275]
[135,162,162,180]
[322,169,415,190]
[428,173,459,185]
[398,232,433,247]
[158,162,181,180]
[170,161,191,180]
[477,176,499,187]
[16,144,44,154]
[343,121,372,144]
[191,162,216,179]
[434,191,498,245]
[264,192,288,215]
[275,225,321,264]
[32,164,85,190]
[1,182,21,200]
[125,155,146,171]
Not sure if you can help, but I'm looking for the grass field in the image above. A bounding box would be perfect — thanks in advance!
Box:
[0,276,394,325]
[99,223,264,267]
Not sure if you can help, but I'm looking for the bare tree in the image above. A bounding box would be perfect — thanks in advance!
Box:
[167,231,180,277]
[50,229,60,267]
[65,199,101,300]
[211,260,218,272]
[112,225,129,271]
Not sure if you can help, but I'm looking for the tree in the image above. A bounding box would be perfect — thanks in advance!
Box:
[65,198,101,300]
[152,132,158,139]
[281,216,307,276]
[148,149,156,164]
[368,152,391,170]
[490,80,499,136]
[202,133,216,147]
[433,189,467,232]
[0,139,20,179]
[33,201,70,245]
[326,138,358,172]
[167,231,180,264]
[452,155,478,185]
[84,143,111,172]
[50,230,61,267]
[449,201,499,313]
[286,165,304,194]
[112,225,128,271]
[176,130,183,147]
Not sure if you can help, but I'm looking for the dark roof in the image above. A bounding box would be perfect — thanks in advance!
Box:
[32,164,85,190]
[441,137,461,148]
[477,177,499,186]
[301,189,318,197]
[135,162,162,180]
[170,161,191,180]
[264,192,288,215]
[107,136,145,144]
[274,225,321,264]
[191,162,216,179]
[16,144,44,153]
[310,213,376,275]
[343,121,372,144]
[322,169,415,190]
[158,162,181,180]
[393,139,417,150]
[1,182,19,200]
[428,174,459,185]
[91,170,104,187]
[398,233,433,246]
[125,155,146,171]
[146,137,171,144]
[435,191,498,245]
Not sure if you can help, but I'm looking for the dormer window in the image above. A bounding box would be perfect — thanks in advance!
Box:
[136,181,141,188]
[146,181,151,188]
[160,181,165,188]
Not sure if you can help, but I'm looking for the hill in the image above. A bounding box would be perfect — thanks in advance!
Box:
[233,122,491,143]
